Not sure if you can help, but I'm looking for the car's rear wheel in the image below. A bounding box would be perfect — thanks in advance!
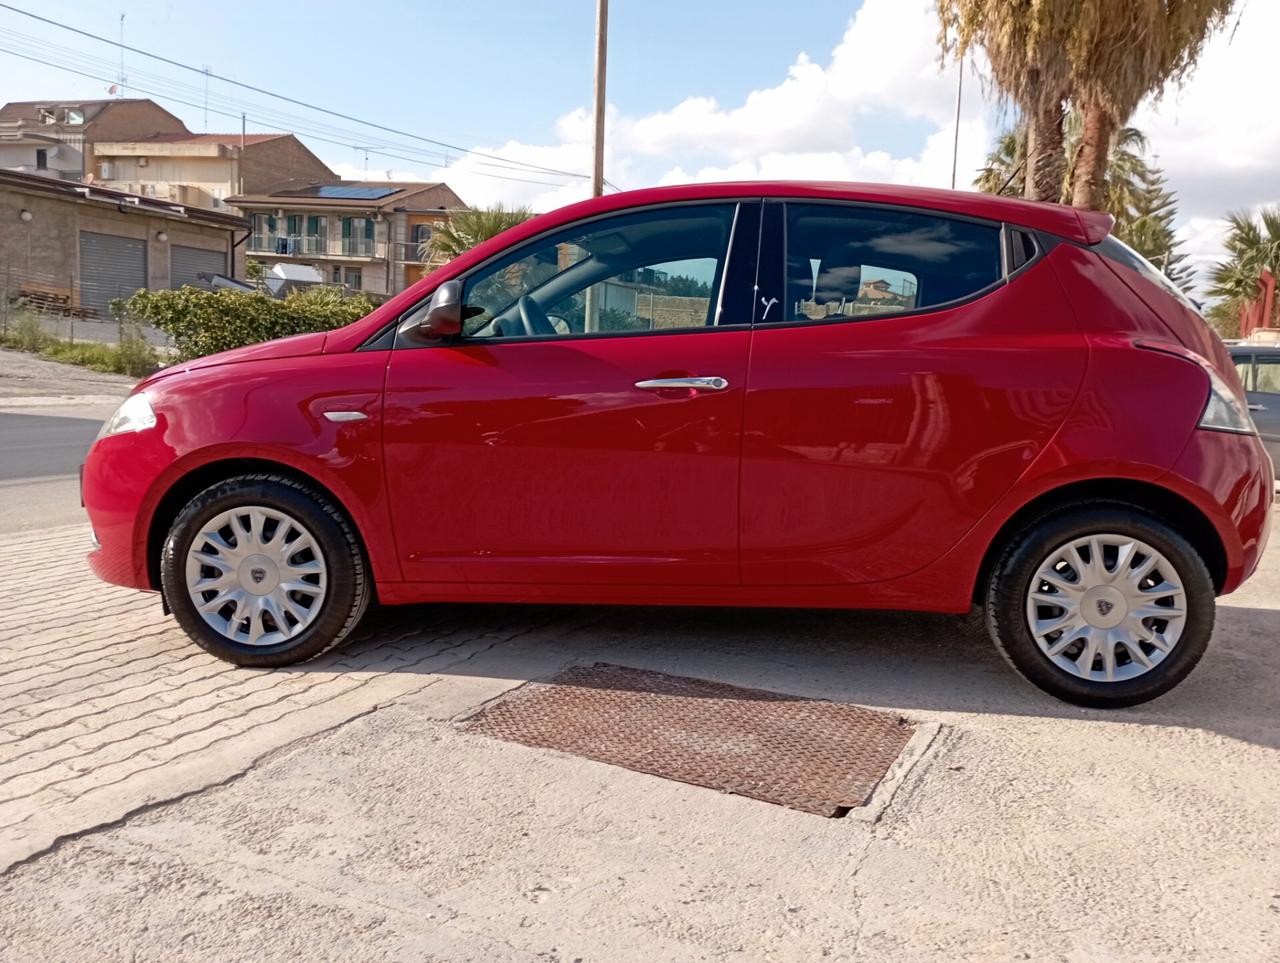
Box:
[160,474,370,667]
[986,504,1215,708]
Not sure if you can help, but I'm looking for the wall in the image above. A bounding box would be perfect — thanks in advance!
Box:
[0,143,83,179]
[238,137,335,194]
[0,185,242,310]
[84,101,187,174]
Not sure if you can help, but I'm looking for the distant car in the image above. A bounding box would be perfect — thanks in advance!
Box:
[1227,344,1280,476]
[81,182,1272,708]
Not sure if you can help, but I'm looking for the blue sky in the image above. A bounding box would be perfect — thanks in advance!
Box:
[2,0,895,166]
[2,0,1276,285]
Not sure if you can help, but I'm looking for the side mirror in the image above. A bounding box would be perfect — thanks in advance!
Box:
[420,279,463,337]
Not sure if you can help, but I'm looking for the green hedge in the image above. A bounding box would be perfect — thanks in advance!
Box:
[114,286,377,363]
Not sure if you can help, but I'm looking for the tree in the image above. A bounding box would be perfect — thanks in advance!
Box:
[977,116,1192,293]
[1060,113,1149,221]
[423,203,534,262]
[1115,166,1194,293]
[1208,208,1280,328]
[975,128,1026,197]
[937,0,1074,202]
[939,1,1238,211]
[1066,1,1235,210]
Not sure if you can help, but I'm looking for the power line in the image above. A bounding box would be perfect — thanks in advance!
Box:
[0,2,593,182]
[0,46,576,188]
[0,25,570,182]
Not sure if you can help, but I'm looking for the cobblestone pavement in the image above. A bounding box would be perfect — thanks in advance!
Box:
[2,518,1278,960]
[0,524,594,873]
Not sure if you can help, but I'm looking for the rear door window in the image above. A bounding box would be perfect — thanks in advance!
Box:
[1233,353,1256,391]
[774,202,1003,324]
[1254,356,1280,394]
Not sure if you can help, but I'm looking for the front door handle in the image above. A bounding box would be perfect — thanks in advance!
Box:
[1249,403,1267,412]
[634,376,729,392]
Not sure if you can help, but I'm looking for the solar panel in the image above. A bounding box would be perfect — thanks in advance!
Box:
[277,185,400,200]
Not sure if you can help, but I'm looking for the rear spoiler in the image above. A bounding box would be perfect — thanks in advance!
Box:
[1075,209,1115,245]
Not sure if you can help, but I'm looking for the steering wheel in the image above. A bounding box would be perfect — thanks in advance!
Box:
[518,295,558,337]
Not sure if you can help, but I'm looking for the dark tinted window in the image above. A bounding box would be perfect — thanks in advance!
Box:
[780,203,1002,323]
[1010,229,1037,271]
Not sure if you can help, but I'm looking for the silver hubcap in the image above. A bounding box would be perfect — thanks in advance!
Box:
[1025,534,1187,683]
[184,506,328,646]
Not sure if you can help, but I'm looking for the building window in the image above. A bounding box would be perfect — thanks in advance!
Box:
[35,148,47,170]
[342,217,375,256]
[412,223,433,245]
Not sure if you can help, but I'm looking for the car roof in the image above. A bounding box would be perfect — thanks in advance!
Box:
[527,181,1113,246]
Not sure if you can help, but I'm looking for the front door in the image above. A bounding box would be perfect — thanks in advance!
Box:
[383,201,760,585]
[739,200,1087,585]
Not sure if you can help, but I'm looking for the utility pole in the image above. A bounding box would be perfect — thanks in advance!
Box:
[591,0,608,198]
[584,0,609,333]
[117,12,126,96]
[950,55,963,190]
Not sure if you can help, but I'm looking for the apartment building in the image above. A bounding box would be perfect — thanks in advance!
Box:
[0,99,187,181]
[229,180,465,296]
[93,132,335,211]
[0,98,337,212]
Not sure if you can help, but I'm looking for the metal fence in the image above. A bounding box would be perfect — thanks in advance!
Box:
[0,264,170,348]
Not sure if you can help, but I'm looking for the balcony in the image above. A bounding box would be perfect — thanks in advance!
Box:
[392,240,448,267]
[341,237,374,257]
[246,234,386,259]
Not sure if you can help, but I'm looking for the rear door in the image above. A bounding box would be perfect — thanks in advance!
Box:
[739,200,1087,586]
[1246,353,1280,474]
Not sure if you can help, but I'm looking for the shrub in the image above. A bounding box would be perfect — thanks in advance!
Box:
[8,310,49,352]
[39,340,121,372]
[113,286,377,362]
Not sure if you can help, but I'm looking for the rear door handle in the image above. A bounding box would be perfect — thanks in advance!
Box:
[1249,403,1267,412]
[634,376,729,392]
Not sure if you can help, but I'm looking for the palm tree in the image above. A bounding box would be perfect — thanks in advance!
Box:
[1066,1,1236,210]
[1209,208,1280,327]
[423,203,534,262]
[1060,113,1148,219]
[936,0,1073,203]
[975,128,1026,197]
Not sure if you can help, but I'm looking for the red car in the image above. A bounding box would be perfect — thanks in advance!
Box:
[82,182,1272,707]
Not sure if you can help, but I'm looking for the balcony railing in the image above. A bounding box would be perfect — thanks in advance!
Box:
[392,240,451,266]
[246,234,384,259]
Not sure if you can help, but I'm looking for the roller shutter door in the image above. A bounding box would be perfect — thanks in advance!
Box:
[79,231,147,318]
[171,245,226,290]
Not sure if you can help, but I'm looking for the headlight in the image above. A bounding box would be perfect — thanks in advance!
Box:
[97,392,157,439]
[1198,368,1256,435]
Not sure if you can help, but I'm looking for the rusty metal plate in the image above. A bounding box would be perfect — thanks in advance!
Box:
[462,663,915,817]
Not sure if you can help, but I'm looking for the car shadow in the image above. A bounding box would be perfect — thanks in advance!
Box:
[316,596,1280,753]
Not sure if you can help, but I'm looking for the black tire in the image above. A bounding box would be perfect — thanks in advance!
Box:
[985,503,1215,708]
[160,473,370,667]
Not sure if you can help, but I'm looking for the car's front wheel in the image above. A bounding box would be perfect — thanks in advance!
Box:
[160,474,370,667]
[986,504,1215,708]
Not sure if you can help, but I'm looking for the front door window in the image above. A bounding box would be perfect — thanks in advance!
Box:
[457,204,744,339]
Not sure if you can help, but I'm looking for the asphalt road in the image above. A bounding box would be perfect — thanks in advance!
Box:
[0,410,103,482]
